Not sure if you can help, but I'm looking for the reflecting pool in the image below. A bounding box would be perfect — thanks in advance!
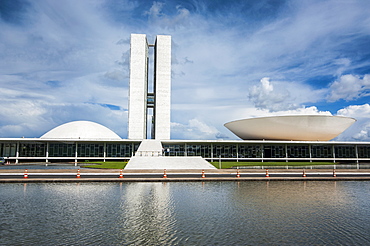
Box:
[1,181,370,245]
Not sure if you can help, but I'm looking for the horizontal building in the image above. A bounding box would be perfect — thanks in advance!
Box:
[1,138,370,164]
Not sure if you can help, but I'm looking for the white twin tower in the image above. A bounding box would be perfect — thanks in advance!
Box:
[128,34,171,140]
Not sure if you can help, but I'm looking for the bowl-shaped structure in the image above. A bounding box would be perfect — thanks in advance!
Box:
[224,115,356,141]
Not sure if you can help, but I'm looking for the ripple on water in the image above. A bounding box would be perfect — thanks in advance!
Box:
[0,181,370,245]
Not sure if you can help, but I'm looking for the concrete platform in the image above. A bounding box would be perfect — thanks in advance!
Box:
[125,156,216,170]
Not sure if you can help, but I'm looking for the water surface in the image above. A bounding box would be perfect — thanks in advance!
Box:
[1,181,369,245]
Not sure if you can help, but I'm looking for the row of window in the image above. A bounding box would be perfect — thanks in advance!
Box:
[0,143,139,158]
[1,142,370,159]
[163,144,370,159]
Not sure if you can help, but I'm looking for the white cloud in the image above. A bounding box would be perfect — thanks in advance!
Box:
[271,106,332,116]
[144,1,191,30]
[0,99,127,138]
[248,77,326,112]
[334,58,351,76]
[327,74,370,102]
[104,69,127,81]
[249,77,295,111]
[233,0,370,80]
[336,104,370,141]
[1,0,370,141]
[171,119,227,140]
[337,104,370,117]
[0,0,131,138]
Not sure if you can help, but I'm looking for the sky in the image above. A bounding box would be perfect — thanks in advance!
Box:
[1,0,370,141]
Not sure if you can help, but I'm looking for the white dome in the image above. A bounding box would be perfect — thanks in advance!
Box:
[224,115,356,141]
[40,121,121,140]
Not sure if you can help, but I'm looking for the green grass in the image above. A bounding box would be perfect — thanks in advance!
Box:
[81,161,128,169]
[210,161,336,169]
[81,161,337,169]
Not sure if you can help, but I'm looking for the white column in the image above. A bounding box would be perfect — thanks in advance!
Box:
[46,142,49,163]
[75,142,78,166]
[103,142,106,162]
[332,145,336,163]
[355,144,359,168]
[16,142,19,164]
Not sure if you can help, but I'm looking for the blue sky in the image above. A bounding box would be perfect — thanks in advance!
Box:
[1,0,370,141]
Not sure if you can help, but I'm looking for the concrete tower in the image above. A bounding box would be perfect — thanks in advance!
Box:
[128,34,171,140]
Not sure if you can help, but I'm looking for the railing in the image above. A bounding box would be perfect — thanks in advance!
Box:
[234,164,370,169]
[135,151,163,157]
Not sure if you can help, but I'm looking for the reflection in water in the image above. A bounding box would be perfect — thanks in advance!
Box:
[120,183,176,245]
[23,183,27,196]
[0,181,369,245]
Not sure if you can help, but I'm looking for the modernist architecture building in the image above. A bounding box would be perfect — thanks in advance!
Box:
[128,34,171,140]
[2,132,370,164]
[0,33,370,166]
[224,115,356,141]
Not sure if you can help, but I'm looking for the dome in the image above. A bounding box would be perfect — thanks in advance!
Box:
[224,115,356,141]
[40,121,121,140]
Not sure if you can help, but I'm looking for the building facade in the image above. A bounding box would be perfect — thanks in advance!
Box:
[128,34,171,140]
[1,139,370,165]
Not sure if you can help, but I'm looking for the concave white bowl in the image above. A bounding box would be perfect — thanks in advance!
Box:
[224,115,356,141]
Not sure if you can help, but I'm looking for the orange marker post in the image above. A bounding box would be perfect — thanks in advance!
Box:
[24,169,28,179]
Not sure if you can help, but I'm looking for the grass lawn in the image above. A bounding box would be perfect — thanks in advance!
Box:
[210,161,336,169]
[81,161,128,169]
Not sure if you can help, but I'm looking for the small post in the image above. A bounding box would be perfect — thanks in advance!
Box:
[219,155,221,169]
[23,169,28,179]
[265,169,269,177]
[236,169,240,178]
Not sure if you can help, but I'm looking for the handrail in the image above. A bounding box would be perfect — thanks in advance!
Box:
[135,151,163,157]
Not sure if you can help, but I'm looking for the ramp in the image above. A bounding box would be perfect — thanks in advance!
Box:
[125,156,216,170]
[135,139,163,156]
[125,140,216,170]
